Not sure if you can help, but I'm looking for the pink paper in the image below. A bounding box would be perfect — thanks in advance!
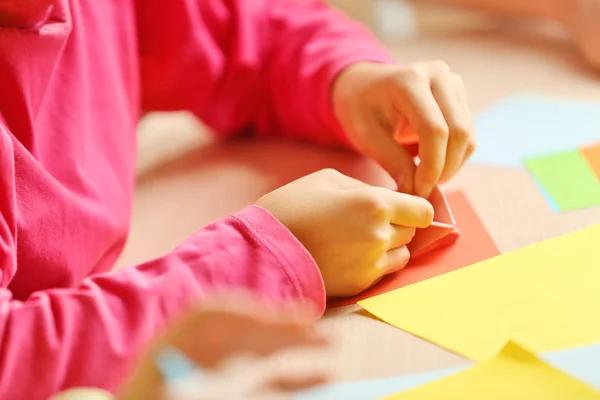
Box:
[407,187,460,259]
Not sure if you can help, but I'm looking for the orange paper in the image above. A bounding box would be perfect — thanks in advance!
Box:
[581,143,600,181]
[327,191,499,308]
[407,187,460,259]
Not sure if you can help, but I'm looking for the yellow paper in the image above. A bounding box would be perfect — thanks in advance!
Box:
[359,223,600,361]
[383,341,600,400]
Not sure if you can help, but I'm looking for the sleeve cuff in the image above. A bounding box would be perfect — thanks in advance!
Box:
[233,205,327,318]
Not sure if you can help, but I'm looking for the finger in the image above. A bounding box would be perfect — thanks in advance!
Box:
[431,75,471,183]
[455,82,476,172]
[391,75,448,198]
[371,187,434,228]
[383,246,411,273]
[388,224,416,248]
[362,112,416,193]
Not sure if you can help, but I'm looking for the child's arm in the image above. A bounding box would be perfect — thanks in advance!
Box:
[0,129,324,399]
[136,0,476,196]
[0,0,55,28]
[136,0,394,148]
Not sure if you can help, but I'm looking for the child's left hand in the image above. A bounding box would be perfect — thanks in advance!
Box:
[116,295,330,400]
[333,61,476,199]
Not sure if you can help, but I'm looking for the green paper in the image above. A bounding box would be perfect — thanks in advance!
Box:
[525,150,600,211]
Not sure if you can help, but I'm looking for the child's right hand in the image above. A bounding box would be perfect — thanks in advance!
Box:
[255,169,434,298]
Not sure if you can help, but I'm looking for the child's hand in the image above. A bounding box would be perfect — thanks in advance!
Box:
[333,61,476,198]
[256,169,434,297]
[117,296,330,400]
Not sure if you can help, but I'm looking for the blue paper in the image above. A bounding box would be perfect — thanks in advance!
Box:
[541,342,600,389]
[533,176,560,212]
[294,342,600,399]
[470,94,600,168]
[294,367,464,400]
[155,346,205,383]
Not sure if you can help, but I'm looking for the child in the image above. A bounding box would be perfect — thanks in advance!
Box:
[0,1,474,398]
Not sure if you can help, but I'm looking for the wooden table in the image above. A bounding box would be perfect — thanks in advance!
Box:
[116,11,600,384]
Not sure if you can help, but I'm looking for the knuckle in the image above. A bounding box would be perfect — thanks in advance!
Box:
[396,67,426,87]
[421,164,442,181]
[319,168,340,178]
[429,60,450,73]
[356,189,390,220]
[451,72,464,86]
[370,201,390,221]
[315,168,346,183]
[449,122,472,142]
[369,229,390,250]
[427,123,449,140]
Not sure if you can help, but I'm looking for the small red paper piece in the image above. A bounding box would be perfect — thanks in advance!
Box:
[407,187,460,259]
[327,191,499,308]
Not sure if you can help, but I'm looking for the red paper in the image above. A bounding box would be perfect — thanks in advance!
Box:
[327,191,499,308]
[407,187,460,259]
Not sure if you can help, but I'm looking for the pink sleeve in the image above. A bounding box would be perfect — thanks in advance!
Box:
[136,0,395,147]
[0,128,324,398]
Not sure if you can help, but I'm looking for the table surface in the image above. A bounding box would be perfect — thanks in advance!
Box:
[116,10,600,384]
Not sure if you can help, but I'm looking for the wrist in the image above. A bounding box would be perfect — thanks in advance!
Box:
[332,61,396,146]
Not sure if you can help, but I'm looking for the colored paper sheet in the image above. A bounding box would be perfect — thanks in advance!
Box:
[470,94,600,168]
[327,191,499,308]
[525,150,600,211]
[533,176,560,212]
[359,223,600,361]
[406,187,459,259]
[383,342,600,400]
[293,342,600,400]
[581,143,600,181]
[543,342,600,388]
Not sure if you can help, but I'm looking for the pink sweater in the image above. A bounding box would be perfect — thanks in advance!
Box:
[0,0,392,398]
